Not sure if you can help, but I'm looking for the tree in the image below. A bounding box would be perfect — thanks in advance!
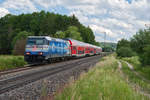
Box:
[140,45,150,65]
[116,39,136,57]
[94,41,100,46]
[64,26,83,41]
[116,28,150,65]
[12,31,33,55]
[79,25,96,44]
[130,28,150,65]
[54,31,65,38]
[130,29,150,55]
[116,39,130,50]
[117,47,136,57]
[0,11,97,54]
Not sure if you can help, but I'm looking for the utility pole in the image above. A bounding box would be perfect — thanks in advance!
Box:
[145,24,150,29]
[104,32,106,52]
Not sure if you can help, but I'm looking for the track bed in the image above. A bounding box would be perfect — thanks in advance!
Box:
[0,55,102,99]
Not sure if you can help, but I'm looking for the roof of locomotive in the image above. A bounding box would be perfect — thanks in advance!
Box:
[28,36,66,42]
[28,36,51,40]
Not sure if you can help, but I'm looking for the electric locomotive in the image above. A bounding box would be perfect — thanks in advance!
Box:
[24,36,71,63]
[24,36,102,63]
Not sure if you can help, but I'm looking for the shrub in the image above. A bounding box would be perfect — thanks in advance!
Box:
[116,47,136,57]
[122,56,140,66]
[0,55,27,71]
[140,45,150,65]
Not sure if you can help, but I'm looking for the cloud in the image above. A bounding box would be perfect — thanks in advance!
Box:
[33,0,61,9]
[0,0,37,14]
[0,0,149,42]
[61,0,150,42]
[0,8,9,17]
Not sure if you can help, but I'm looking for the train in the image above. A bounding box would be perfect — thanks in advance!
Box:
[24,36,102,63]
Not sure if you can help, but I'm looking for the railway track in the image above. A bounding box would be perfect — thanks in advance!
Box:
[0,58,77,76]
[0,55,101,94]
[0,66,32,76]
[0,52,109,76]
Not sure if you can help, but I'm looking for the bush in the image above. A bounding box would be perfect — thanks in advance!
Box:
[122,56,140,66]
[122,56,150,80]
[140,45,150,65]
[0,55,27,71]
[116,47,136,57]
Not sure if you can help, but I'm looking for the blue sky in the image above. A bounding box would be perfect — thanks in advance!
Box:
[0,0,149,43]
[126,0,132,3]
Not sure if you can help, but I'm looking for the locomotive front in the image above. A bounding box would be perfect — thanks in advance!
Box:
[24,36,49,63]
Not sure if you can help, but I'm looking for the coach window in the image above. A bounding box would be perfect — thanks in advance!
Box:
[72,46,76,50]
[78,50,84,54]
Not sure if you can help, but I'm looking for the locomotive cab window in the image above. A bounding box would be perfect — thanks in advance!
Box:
[27,38,48,45]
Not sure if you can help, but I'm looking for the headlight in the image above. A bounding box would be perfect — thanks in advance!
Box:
[38,52,43,55]
[26,52,30,55]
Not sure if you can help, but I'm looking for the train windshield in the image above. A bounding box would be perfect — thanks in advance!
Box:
[27,38,48,45]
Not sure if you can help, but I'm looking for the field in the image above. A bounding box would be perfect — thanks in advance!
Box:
[0,55,27,71]
[54,55,149,100]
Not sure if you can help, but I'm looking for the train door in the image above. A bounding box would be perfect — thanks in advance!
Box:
[63,42,68,56]
[78,46,84,56]
[65,41,71,56]
[72,46,77,56]
[60,42,63,56]
[60,42,64,56]
[57,42,61,56]
[49,40,56,57]
[55,42,59,57]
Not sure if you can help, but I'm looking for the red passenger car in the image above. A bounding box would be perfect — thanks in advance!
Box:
[66,39,85,57]
[65,38,102,57]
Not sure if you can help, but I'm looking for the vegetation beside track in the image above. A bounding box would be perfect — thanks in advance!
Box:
[54,55,149,100]
[121,61,150,93]
[122,56,150,80]
[0,55,27,71]
[116,28,150,66]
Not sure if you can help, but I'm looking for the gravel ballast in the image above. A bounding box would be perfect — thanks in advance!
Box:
[0,56,100,100]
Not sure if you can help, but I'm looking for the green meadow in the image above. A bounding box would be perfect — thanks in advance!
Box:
[0,55,27,71]
[54,55,149,100]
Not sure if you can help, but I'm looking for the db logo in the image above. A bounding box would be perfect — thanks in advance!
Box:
[32,45,37,51]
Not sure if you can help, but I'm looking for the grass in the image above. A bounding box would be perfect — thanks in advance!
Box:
[121,61,150,93]
[54,55,149,100]
[0,55,27,71]
[122,56,150,81]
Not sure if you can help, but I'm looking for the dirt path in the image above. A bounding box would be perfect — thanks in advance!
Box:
[117,61,150,98]
[117,61,122,69]
[124,61,150,84]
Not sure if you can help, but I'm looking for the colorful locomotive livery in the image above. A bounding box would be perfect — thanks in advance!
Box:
[24,36,102,63]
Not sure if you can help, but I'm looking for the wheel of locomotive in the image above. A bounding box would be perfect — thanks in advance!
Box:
[47,58,52,63]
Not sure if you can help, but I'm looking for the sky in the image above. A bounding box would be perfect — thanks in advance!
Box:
[0,0,150,43]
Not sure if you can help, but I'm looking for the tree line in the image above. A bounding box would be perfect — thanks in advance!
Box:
[0,11,99,54]
[116,27,150,65]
